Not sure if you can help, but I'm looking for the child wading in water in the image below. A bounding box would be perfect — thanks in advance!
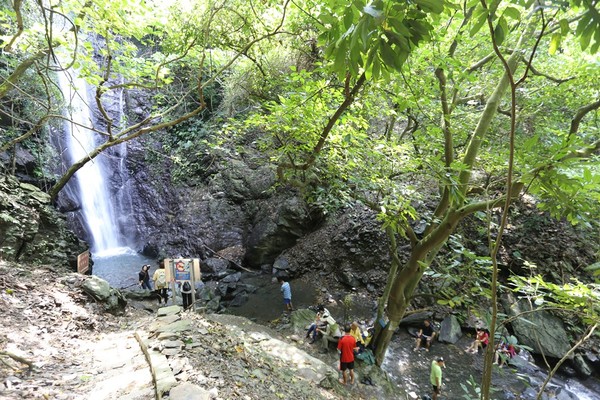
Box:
[277,277,293,311]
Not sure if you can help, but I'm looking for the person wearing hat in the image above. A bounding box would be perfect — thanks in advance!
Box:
[430,357,445,400]
[306,305,330,344]
[138,264,152,290]
[317,315,341,352]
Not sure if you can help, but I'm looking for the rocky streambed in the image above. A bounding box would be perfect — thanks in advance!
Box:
[2,260,599,400]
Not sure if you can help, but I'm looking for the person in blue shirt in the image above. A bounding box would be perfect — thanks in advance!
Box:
[277,277,293,311]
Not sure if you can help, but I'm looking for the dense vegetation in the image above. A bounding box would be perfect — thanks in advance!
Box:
[1,0,600,398]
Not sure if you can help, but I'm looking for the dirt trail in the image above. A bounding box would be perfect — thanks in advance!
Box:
[0,262,155,399]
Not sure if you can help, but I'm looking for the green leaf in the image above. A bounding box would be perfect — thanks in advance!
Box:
[580,29,592,51]
[380,41,398,69]
[502,6,520,20]
[549,32,561,55]
[343,7,354,29]
[559,19,570,36]
[415,0,445,14]
[470,10,488,37]
[575,13,592,37]
[494,23,505,46]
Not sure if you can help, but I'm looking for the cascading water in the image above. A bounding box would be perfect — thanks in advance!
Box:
[57,70,122,254]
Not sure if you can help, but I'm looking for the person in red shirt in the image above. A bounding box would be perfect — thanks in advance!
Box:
[466,328,490,354]
[337,325,358,385]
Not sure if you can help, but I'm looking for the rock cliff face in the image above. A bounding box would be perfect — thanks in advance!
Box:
[0,175,87,268]
[120,138,323,267]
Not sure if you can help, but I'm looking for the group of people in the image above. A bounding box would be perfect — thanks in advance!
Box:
[305,305,366,385]
[138,262,193,309]
[277,281,365,387]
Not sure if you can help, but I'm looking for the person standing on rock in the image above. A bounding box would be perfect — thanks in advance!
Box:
[181,280,193,310]
[337,324,358,385]
[138,265,152,290]
[153,262,168,305]
[430,357,445,400]
[277,277,293,311]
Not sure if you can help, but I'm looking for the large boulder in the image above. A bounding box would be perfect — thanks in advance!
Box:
[0,176,86,268]
[82,275,127,314]
[438,315,462,344]
[504,296,571,359]
[399,311,433,328]
[245,195,315,267]
[290,309,317,335]
[572,353,593,378]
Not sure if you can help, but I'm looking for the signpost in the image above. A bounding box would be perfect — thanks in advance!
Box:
[164,258,201,311]
[77,250,90,274]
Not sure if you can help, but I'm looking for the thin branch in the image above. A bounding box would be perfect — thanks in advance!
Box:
[0,115,55,153]
[535,324,597,400]
[466,52,495,73]
[524,61,576,84]
[276,73,366,178]
[569,98,600,136]
[0,351,34,370]
[96,53,115,139]
[3,0,24,52]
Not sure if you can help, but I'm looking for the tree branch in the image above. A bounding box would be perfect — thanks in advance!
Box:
[569,98,600,136]
[524,61,576,84]
[3,0,24,52]
[276,72,366,179]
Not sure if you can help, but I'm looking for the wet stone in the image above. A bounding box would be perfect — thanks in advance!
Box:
[157,305,182,317]
[158,314,181,324]
[163,340,184,349]
[162,348,180,356]
[156,319,192,333]
[158,331,180,340]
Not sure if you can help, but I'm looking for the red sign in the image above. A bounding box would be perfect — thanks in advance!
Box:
[77,250,90,274]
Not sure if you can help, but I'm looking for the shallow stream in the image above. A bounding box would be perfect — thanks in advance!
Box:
[91,254,600,399]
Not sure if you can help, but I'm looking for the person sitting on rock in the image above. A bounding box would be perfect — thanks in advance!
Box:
[466,327,489,354]
[317,315,341,352]
[306,305,329,344]
[350,321,365,352]
[414,319,436,352]
[494,338,516,367]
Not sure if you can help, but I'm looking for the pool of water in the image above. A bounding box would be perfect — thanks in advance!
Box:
[226,275,318,322]
[91,247,157,289]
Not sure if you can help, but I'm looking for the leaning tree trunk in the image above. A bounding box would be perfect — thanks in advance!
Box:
[371,254,428,365]
[371,207,465,365]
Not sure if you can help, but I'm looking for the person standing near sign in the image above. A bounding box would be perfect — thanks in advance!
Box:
[138,265,152,290]
[153,262,168,305]
[181,281,193,310]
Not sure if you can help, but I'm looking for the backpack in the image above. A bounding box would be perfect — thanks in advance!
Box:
[182,281,191,292]
[156,270,166,287]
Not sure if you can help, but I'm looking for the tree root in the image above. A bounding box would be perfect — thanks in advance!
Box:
[0,351,34,370]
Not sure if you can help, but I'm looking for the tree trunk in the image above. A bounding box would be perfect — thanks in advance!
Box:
[371,253,427,365]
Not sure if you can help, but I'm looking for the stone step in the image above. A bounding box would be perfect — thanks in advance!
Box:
[84,331,155,400]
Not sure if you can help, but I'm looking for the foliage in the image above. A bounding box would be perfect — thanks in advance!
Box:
[431,234,493,309]
[509,273,600,325]
[317,0,444,79]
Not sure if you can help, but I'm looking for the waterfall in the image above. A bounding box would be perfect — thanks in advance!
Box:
[57,70,123,254]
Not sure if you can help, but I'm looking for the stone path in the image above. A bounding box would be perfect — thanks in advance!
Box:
[81,331,154,400]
